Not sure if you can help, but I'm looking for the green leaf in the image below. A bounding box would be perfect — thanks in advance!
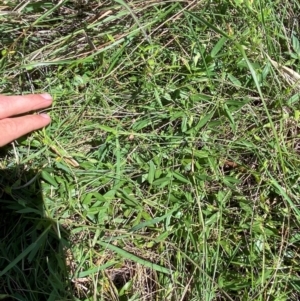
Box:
[270,177,300,218]
[287,93,300,106]
[148,160,155,184]
[172,172,190,184]
[130,207,177,232]
[41,170,58,188]
[292,34,300,55]
[117,189,142,208]
[223,103,236,131]
[98,241,171,274]
[190,93,212,102]
[98,125,118,134]
[211,36,227,58]
[186,112,213,134]
[78,261,116,278]
[0,225,51,277]
[152,177,171,187]
[227,73,242,88]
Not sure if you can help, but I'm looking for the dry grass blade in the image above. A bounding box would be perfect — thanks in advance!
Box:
[269,58,300,89]
[0,11,19,15]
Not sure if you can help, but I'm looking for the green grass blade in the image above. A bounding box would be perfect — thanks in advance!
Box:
[129,207,177,232]
[98,241,171,275]
[0,225,51,277]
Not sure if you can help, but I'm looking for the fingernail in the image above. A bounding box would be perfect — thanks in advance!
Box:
[40,113,51,120]
[40,93,52,100]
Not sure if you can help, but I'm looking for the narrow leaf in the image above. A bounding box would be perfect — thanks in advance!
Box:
[130,207,177,232]
[211,36,227,57]
[41,170,58,188]
[0,226,51,276]
[98,241,171,274]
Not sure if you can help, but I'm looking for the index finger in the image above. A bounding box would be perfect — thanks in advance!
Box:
[0,94,53,119]
[0,114,51,147]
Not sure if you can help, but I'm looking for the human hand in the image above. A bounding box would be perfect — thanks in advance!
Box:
[0,94,52,147]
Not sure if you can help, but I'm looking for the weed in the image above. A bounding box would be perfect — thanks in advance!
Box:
[1,1,300,300]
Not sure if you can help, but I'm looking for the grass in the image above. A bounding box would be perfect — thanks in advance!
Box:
[1,0,300,300]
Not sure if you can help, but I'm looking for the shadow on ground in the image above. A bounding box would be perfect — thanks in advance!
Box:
[0,164,73,301]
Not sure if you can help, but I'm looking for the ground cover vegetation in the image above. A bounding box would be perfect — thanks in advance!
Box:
[1,0,300,300]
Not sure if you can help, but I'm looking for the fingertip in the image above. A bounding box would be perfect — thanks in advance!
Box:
[39,113,51,120]
[40,93,53,101]
[0,94,53,119]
